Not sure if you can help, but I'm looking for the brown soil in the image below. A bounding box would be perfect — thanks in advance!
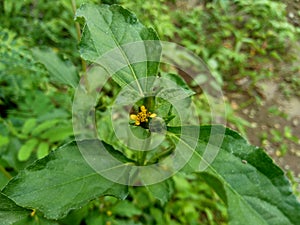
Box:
[285,0,300,26]
[224,0,300,191]
[227,81,300,176]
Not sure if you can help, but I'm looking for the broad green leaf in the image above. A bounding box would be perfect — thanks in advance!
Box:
[75,4,161,91]
[32,48,79,88]
[3,140,128,220]
[167,125,300,225]
[18,139,39,161]
[0,192,30,225]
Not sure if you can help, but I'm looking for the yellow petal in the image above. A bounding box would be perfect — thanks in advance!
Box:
[149,113,157,118]
[130,114,137,120]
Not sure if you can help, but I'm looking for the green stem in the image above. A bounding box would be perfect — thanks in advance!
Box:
[71,0,87,74]
[145,96,155,112]
[0,165,12,179]
[137,132,151,166]
[147,147,174,165]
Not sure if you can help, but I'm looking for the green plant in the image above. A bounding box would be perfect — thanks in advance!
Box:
[121,0,176,40]
[147,0,300,91]
[268,106,288,119]
[0,25,75,175]
[1,3,300,225]
[119,0,300,142]
[267,126,299,157]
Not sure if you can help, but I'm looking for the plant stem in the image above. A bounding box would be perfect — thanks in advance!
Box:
[137,133,151,166]
[0,165,12,179]
[145,96,155,112]
[147,147,174,165]
[71,0,87,73]
[138,151,147,166]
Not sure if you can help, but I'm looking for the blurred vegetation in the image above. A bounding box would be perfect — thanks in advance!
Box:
[0,0,299,224]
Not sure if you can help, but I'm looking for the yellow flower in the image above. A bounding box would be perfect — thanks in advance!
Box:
[30,209,36,217]
[130,105,156,126]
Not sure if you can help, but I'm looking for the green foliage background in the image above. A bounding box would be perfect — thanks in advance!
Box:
[0,0,299,224]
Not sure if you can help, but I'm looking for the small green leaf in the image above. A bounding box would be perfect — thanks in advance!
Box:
[150,207,165,225]
[0,135,9,148]
[21,118,37,135]
[40,125,73,142]
[0,192,30,225]
[145,179,174,205]
[32,48,79,88]
[84,211,105,225]
[18,139,38,161]
[3,1,13,15]
[3,140,128,220]
[58,206,88,225]
[36,142,49,159]
[111,200,142,217]
[31,119,60,136]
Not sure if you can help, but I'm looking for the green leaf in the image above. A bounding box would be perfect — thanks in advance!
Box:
[145,179,174,205]
[1,137,30,171]
[32,48,79,88]
[0,172,9,190]
[18,139,39,161]
[167,125,300,225]
[150,207,165,225]
[75,4,161,91]
[31,119,60,136]
[13,216,59,225]
[161,72,195,97]
[0,193,58,225]
[40,125,73,142]
[21,118,37,135]
[0,135,9,148]
[111,200,142,217]
[2,140,128,220]
[0,192,30,225]
[36,142,49,159]
[58,206,88,225]
[84,211,106,225]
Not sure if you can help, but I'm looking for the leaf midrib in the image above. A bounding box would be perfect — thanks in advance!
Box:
[94,6,145,95]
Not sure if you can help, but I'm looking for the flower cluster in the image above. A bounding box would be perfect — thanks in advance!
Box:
[130,105,156,126]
